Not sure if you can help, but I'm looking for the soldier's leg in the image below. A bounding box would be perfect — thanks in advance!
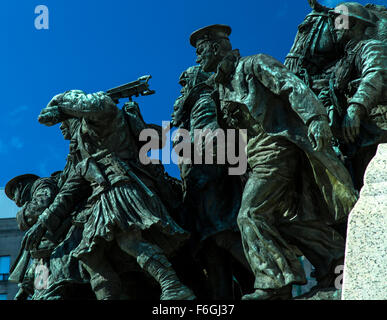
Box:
[79,245,122,300]
[212,231,255,296]
[116,230,195,300]
[201,239,234,300]
[237,171,307,300]
[213,231,251,272]
[278,220,345,288]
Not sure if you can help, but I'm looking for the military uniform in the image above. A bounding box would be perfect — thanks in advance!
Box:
[286,2,387,190]
[37,90,194,300]
[328,38,387,189]
[172,66,251,299]
[190,24,358,296]
[173,66,242,246]
[216,51,358,291]
[6,174,88,300]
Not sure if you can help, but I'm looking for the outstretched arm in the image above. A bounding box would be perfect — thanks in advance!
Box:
[38,90,118,126]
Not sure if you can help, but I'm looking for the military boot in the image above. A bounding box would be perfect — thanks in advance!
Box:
[138,252,196,300]
[242,285,292,300]
[89,272,122,300]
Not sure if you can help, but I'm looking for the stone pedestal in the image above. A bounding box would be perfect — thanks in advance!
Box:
[342,143,387,300]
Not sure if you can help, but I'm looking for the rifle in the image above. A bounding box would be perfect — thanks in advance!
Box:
[106,75,155,103]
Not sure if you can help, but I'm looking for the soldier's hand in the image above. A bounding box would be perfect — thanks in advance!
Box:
[308,117,333,151]
[342,104,365,143]
[38,106,62,126]
[38,93,67,126]
[22,222,46,251]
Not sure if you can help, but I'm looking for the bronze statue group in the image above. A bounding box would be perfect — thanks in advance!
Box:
[4,1,386,300]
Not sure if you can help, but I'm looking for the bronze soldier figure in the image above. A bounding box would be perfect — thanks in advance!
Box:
[24,90,195,300]
[171,65,253,299]
[5,173,53,300]
[324,3,387,190]
[190,24,358,299]
[286,1,387,190]
[5,172,91,300]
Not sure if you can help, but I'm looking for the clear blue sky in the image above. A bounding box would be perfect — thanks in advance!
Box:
[0,0,384,198]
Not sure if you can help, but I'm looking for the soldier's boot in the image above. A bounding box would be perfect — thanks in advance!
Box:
[81,251,123,300]
[89,272,122,300]
[242,285,292,300]
[137,252,196,300]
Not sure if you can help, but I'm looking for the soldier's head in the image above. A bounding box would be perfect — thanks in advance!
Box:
[190,24,232,72]
[330,2,377,45]
[172,66,211,127]
[43,90,83,140]
[5,174,40,207]
[178,65,212,95]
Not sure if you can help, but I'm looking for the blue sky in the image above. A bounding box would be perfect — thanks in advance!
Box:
[0,0,385,217]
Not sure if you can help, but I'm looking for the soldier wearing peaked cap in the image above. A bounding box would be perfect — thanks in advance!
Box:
[190,24,358,299]
[189,24,231,47]
[172,65,253,299]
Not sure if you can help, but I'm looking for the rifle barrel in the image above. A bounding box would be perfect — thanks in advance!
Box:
[106,75,155,101]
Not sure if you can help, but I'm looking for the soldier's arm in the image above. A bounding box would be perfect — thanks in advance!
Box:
[123,101,148,137]
[349,40,387,115]
[190,94,224,158]
[15,180,58,231]
[249,54,328,125]
[59,91,118,120]
[38,172,90,234]
[39,91,118,125]
[124,101,168,150]
[248,54,332,150]
[190,94,220,132]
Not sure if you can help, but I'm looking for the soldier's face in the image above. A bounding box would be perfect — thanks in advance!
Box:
[334,28,347,44]
[13,184,26,207]
[196,41,218,72]
[60,121,71,140]
[179,72,189,96]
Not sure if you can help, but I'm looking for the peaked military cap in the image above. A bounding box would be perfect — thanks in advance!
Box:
[190,24,232,48]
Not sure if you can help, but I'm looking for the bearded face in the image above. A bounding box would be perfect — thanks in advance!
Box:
[59,118,80,141]
[195,41,220,73]
[13,182,33,207]
[60,121,71,140]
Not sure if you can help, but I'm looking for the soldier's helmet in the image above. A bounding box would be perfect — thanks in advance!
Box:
[329,2,377,27]
[5,174,40,201]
